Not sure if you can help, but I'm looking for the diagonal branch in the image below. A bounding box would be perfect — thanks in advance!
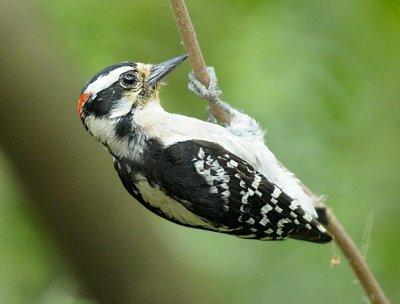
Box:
[169,1,389,303]
[170,0,232,124]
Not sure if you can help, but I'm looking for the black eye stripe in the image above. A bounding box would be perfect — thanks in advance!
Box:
[84,82,123,117]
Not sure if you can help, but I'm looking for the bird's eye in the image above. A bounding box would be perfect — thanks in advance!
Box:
[120,72,137,88]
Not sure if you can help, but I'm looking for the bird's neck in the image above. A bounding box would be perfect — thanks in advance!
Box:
[85,101,166,159]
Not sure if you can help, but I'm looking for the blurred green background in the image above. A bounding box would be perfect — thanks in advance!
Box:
[0,0,399,303]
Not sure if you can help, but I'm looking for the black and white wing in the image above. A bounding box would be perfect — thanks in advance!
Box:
[115,139,332,243]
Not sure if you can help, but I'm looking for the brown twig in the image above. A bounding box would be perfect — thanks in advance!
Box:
[170,0,231,124]
[169,1,390,303]
[170,0,209,86]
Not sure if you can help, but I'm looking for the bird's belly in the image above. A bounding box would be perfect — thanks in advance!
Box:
[135,179,213,229]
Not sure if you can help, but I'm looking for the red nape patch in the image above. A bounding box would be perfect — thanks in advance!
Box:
[77,92,91,118]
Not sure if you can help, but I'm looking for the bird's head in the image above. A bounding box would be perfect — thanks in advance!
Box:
[77,55,187,147]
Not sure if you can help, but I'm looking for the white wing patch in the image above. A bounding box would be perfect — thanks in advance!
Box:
[193,148,231,209]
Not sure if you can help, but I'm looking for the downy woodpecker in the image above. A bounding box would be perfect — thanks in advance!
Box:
[78,55,332,243]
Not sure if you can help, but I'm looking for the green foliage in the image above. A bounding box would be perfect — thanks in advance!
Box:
[2,0,399,302]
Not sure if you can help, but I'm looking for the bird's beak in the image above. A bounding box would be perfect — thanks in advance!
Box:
[147,54,188,88]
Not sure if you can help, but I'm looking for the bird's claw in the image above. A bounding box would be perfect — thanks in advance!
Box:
[188,67,222,103]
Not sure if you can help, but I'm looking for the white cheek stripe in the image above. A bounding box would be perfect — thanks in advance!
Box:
[85,66,133,95]
[109,96,134,119]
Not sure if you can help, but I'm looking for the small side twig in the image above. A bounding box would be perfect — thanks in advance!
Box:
[325,210,388,304]
[169,1,390,303]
